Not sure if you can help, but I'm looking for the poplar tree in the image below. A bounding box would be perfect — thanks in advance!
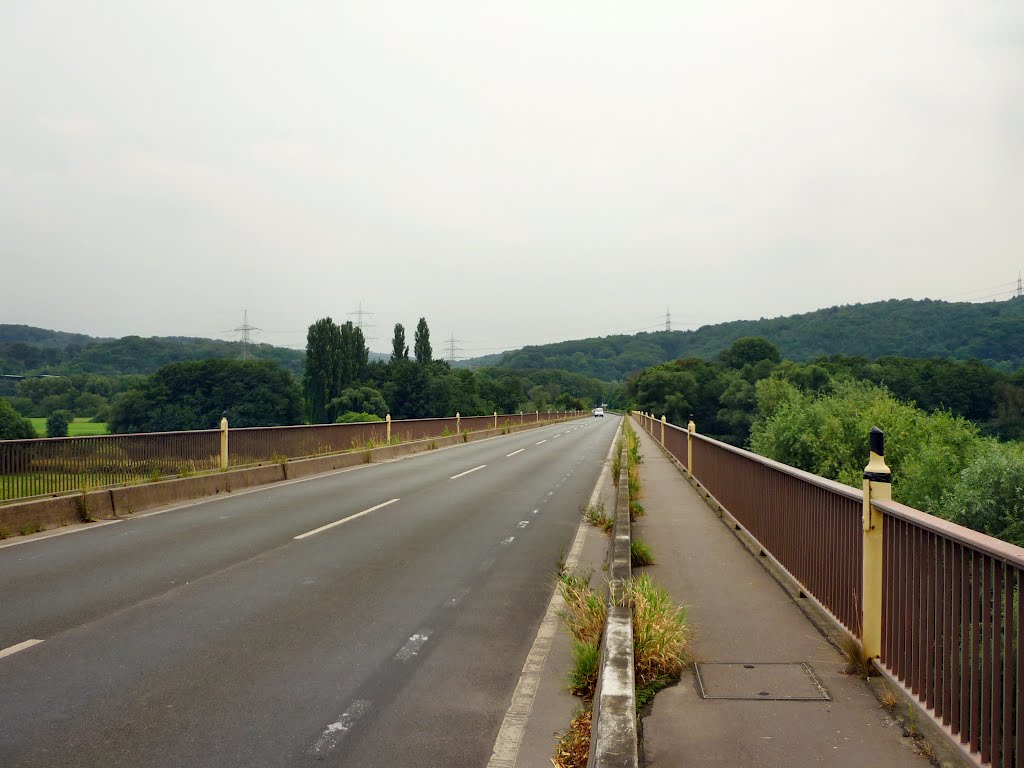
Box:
[391,323,409,361]
[414,317,432,364]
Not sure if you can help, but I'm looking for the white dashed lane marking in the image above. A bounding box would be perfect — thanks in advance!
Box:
[312,699,372,756]
[0,639,43,660]
[395,632,430,661]
[506,449,525,457]
[294,499,400,540]
[450,464,487,480]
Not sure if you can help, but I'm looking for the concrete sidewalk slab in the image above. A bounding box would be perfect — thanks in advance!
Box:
[629,425,925,768]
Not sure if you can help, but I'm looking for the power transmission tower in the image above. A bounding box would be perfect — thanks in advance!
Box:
[445,332,463,363]
[665,307,672,332]
[232,310,260,361]
[348,301,376,344]
[1017,272,1023,298]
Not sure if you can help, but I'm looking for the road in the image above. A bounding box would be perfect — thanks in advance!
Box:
[0,416,619,767]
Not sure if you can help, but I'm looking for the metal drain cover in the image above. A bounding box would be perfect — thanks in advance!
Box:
[694,662,830,701]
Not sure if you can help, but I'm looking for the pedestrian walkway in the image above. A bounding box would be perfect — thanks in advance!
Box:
[630,425,926,767]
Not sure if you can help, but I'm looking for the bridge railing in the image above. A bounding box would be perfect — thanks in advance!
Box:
[0,410,576,504]
[632,410,1023,768]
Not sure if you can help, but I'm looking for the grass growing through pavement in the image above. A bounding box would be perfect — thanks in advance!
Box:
[630,539,655,567]
[623,573,691,710]
[584,502,614,534]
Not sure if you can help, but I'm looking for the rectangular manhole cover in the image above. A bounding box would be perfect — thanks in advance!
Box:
[694,662,830,701]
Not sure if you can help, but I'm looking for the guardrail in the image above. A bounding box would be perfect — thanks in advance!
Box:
[0,410,576,504]
[632,410,1023,768]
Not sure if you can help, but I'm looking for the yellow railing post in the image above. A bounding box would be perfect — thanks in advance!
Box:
[456,412,460,434]
[686,416,695,478]
[386,413,391,443]
[494,411,498,429]
[219,416,229,470]
[660,415,666,447]
[520,411,524,424]
[862,427,890,659]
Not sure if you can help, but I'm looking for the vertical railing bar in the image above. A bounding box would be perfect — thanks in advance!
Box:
[951,541,962,736]
[1001,561,1013,768]
[982,555,992,764]
[992,559,1003,767]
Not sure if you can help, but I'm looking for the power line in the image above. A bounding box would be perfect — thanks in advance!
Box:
[445,331,463,363]
[348,301,377,343]
[231,310,260,361]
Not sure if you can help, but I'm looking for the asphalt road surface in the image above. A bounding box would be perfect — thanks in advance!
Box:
[0,416,619,767]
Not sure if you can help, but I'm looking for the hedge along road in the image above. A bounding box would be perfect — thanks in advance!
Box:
[0,415,619,768]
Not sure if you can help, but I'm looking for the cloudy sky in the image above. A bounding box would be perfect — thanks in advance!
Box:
[2,1,1022,355]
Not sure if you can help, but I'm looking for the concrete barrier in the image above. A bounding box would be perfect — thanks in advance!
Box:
[589,439,639,768]
[1,414,587,538]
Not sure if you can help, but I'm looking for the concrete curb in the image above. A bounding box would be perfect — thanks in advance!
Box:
[589,433,639,768]
[0,416,584,537]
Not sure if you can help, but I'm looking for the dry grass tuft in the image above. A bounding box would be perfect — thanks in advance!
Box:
[623,574,691,691]
[839,635,877,678]
[879,684,900,710]
[551,708,592,768]
[558,572,607,645]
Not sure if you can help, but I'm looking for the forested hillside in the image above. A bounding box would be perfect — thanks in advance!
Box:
[479,297,1024,380]
[0,325,306,376]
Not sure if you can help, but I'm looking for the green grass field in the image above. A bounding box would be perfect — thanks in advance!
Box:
[29,418,109,437]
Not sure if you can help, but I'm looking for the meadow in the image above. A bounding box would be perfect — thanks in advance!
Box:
[29,418,109,438]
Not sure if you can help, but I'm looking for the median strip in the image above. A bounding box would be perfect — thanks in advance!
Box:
[450,464,487,480]
[0,639,43,660]
[293,499,400,540]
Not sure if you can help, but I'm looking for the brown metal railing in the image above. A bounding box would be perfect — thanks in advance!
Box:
[0,430,221,502]
[1,410,581,504]
[879,499,1022,767]
[633,410,1024,767]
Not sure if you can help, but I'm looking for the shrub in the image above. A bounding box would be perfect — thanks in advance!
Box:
[0,399,36,440]
[940,440,1024,546]
[46,409,74,438]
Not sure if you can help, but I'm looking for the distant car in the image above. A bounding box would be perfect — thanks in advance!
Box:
[593,407,604,417]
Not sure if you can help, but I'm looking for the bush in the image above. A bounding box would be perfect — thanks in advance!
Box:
[0,399,36,439]
[335,411,384,423]
[46,409,75,438]
[940,441,1024,547]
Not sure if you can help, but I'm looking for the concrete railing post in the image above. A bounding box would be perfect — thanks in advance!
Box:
[660,415,666,447]
[386,413,391,443]
[862,427,891,659]
[219,416,229,470]
[686,415,695,478]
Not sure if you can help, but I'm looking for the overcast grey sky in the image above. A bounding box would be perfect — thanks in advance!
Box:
[2,1,1022,355]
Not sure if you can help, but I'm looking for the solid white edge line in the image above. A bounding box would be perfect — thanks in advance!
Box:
[0,519,121,550]
[505,449,525,457]
[293,498,400,540]
[0,639,43,659]
[487,416,622,768]
[449,464,487,480]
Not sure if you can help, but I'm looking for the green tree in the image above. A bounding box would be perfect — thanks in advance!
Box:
[46,409,74,438]
[718,336,781,370]
[303,318,343,424]
[329,387,389,419]
[414,317,432,364]
[0,399,36,439]
[109,360,302,432]
[391,323,409,362]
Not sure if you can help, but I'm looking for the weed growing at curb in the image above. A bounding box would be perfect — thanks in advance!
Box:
[879,685,899,709]
[19,521,44,536]
[629,500,645,520]
[74,488,95,523]
[839,635,877,678]
[584,503,614,534]
[630,539,655,567]
[622,574,691,700]
[558,571,606,647]
[0,526,11,539]
[552,708,592,768]
[568,639,601,698]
